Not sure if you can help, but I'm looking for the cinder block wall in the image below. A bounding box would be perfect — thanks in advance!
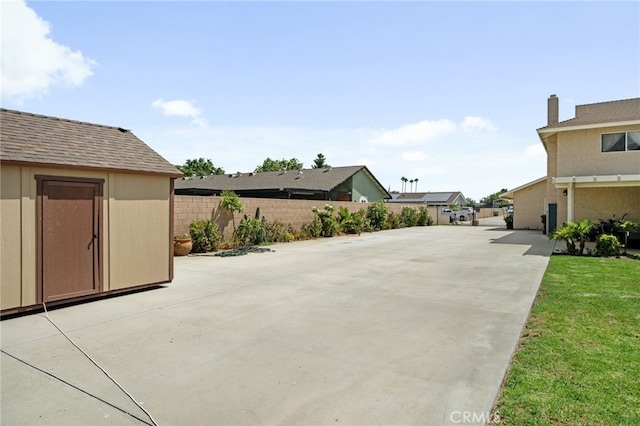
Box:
[174,195,453,238]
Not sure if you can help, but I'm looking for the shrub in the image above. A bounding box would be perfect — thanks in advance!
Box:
[367,200,388,230]
[384,212,400,230]
[264,220,290,242]
[595,234,621,257]
[399,207,419,227]
[302,217,322,238]
[313,204,339,237]
[338,207,367,235]
[504,214,514,230]
[550,222,578,255]
[189,220,222,252]
[235,216,267,246]
[417,206,433,226]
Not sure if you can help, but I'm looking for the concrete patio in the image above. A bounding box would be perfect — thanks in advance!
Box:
[1,224,554,425]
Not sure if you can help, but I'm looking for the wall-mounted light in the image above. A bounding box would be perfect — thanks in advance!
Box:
[562,189,568,196]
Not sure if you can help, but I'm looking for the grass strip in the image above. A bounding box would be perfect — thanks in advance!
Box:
[494,256,640,425]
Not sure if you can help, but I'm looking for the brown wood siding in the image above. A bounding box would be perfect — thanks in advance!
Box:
[37,175,104,303]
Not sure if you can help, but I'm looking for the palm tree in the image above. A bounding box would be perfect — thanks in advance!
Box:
[414,178,419,192]
[550,221,577,255]
[618,220,639,254]
[401,176,407,192]
[550,219,594,255]
[574,219,595,255]
[410,179,414,192]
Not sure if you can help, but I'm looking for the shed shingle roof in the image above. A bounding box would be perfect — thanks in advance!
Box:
[175,165,389,195]
[0,109,182,177]
[538,97,640,131]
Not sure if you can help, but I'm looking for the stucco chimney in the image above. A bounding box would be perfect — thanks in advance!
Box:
[547,94,559,126]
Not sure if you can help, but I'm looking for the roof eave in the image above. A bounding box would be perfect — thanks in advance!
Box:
[0,159,184,178]
[537,119,640,135]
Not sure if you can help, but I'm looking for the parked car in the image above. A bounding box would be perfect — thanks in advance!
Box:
[442,207,473,222]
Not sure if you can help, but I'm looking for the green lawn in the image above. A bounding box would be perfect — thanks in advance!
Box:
[493,256,640,425]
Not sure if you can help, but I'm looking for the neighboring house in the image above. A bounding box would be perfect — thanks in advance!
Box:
[1,109,183,315]
[175,165,391,202]
[388,191,468,207]
[501,177,547,231]
[503,95,640,232]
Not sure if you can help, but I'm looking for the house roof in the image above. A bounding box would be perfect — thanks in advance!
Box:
[538,97,640,133]
[175,165,391,197]
[0,109,182,177]
[501,176,547,199]
[388,191,466,204]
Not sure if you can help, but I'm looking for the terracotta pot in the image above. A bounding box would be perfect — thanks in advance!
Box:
[174,238,192,256]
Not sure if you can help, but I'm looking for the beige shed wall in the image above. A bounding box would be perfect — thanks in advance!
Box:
[512,179,546,230]
[1,166,111,309]
[1,166,22,310]
[1,165,172,312]
[109,174,171,290]
[556,125,640,177]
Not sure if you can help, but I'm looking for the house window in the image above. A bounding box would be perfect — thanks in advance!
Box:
[628,131,640,151]
[601,131,640,152]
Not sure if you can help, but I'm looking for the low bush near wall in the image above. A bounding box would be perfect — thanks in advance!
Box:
[550,217,638,257]
[595,234,621,257]
[367,200,388,231]
[179,198,435,253]
[189,220,223,252]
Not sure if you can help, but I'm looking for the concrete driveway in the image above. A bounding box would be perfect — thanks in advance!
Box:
[1,225,553,425]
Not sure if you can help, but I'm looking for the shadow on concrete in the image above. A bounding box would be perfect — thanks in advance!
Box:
[487,229,555,256]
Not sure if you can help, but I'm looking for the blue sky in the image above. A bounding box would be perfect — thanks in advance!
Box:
[2,0,639,200]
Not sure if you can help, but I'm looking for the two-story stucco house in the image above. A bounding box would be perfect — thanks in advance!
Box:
[503,95,640,233]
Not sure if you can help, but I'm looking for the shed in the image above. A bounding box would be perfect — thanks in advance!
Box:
[1,109,183,315]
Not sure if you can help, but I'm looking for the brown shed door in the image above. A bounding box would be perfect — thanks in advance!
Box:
[41,179,102,302]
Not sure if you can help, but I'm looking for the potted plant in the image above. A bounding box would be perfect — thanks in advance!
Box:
[173,233,192,256]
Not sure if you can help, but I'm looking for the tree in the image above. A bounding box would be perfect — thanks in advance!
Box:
[414,178,419,192]
[312,153,329,169]
[401,177,408,192]
[176,158,224,176]
[410,179,414,192]
[255,157,303,173]
[479,189,509,207]
[574,219,595,255]
[219,190,244,232]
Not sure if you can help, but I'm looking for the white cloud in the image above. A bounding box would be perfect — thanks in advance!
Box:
[136,115,545,201]
[151,98,206,126]
[460,116,498,132]
[402,150,428,162]
[370,119,456,146]
[0,0,96,102]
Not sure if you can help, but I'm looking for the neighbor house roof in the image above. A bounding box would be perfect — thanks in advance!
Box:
[175,165,390,197]
[389,191,467,205]
[538,97,640,133]
[0,109,182,177]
